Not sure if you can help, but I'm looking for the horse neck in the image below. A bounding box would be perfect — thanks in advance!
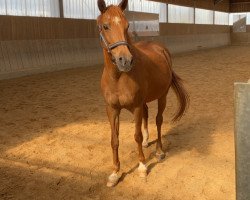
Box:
[126,32,133,45]
[103,50,121,80]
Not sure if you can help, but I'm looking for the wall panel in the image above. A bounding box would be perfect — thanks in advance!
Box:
[230,2,250,13]
[0,38,103,80]
[0,16,98,41]
[231,25,250,44]
[160,23,230,35]
[139,33,230,54]
[0,16,12,40]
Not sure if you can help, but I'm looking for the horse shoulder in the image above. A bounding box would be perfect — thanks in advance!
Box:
[101,72,120,106]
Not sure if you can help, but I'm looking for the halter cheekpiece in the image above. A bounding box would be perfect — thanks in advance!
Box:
[98,25,130,53]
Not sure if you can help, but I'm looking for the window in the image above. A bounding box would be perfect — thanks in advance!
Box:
[63,0,99,19]
[63,0,125,19]
[106,0,119,5]
[215,11,229,25]
[229,13,247,25]
[0,0,6,15]
[128,0,167,23]
[246,13,250,25]
[0,0,59,17]
[159,3,167,23]
[168,4,194,24]
[229,13,247,32]
[129,0,159,14]
[195,8,213,25]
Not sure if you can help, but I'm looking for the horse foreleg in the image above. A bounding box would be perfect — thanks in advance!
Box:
[142,104,149,147]
[134,106,147,178]
[156,95,167,161]
[106,105,121,187]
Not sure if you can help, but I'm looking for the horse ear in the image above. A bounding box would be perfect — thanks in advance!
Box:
[98,0,107,13]
[119,0,128,11]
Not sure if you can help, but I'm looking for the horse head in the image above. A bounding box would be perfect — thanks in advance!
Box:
[97,0,133,72]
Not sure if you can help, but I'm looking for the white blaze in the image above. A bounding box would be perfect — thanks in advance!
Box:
[113,16,121,25]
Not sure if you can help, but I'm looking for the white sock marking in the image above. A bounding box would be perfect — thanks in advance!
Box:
[143,129,149,145]
[138,162,147,172]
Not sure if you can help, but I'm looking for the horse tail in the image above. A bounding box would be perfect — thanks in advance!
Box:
[163,49,189,122]
[171,70,189,122]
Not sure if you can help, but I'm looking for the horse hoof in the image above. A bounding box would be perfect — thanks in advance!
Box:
[142,142,149,148]
[106,172,121,187]
[138,162,147,178]
[139,170,147,178]
[155,152,165,162]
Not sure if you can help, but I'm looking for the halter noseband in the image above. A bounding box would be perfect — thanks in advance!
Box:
[99,25,130,53]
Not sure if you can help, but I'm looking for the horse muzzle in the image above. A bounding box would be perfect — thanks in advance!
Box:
[115,55,133,72]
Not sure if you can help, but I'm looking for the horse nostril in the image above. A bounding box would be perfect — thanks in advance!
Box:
[117,56,133,67]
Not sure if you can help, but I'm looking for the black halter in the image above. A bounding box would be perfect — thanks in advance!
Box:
[99,25,130,53]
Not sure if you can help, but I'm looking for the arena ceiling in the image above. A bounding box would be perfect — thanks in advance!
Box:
[150,0,250,12]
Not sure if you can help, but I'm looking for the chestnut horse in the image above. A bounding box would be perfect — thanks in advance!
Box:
[97,0,189,187]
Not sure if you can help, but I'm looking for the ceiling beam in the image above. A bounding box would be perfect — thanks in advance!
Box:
[214,0,224,4]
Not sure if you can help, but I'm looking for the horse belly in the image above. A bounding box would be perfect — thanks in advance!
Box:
[137,49,172,102]
[145,72,172,103]
[145,85,169,102]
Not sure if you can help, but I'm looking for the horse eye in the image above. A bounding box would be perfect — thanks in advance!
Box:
[103,24,109,30]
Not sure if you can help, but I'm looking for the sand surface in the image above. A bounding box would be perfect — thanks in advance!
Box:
[0,45,250,200]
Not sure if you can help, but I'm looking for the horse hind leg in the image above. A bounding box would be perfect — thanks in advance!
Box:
[142,104,149,147]
[155,95,167,161]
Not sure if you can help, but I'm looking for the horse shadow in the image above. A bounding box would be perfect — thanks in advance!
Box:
[120,116,215,182]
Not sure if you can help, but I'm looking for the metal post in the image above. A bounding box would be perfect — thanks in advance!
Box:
[213,5,215,25]
[166,3,168,23]
[193,0,196,24]
[234,82,250,200]
[59,0,64,18]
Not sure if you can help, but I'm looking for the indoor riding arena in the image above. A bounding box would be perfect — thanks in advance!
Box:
[0,0,250,200]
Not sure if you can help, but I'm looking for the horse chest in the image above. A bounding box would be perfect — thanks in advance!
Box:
[119,91,136,106]
[101,70,142,108]
[103,87,138,107]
